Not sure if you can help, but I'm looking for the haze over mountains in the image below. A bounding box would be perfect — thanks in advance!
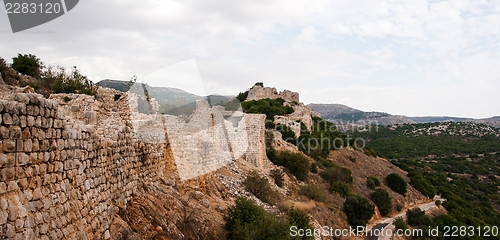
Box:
[308,103,500,128]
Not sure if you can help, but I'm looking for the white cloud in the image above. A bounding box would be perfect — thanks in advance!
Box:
[0,0,499,118]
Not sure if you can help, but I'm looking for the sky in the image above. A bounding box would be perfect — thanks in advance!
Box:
[0,0,499,119]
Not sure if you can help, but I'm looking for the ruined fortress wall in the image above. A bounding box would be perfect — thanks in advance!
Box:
[246,86,299,103]
[0,87,269,239]
[0,89,165,240]
[242,114,267,168]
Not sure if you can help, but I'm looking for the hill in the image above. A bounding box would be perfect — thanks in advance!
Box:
[309,103,500,128]
[350,121,500,227]
[97,79,203,105]
[308,103,416,126]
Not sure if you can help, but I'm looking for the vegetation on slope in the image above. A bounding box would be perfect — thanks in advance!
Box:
[223,197,312,240]
[1,53,97,96]
[351,121,500,236]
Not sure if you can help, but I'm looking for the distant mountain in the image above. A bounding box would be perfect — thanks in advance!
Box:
[308,103,416,126]
[308,103,500,128]
[97,79,203,106]
[474,116,500,128]
[410,116,473,123]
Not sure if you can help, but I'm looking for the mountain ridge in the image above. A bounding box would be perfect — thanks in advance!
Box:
[308,103,500,128]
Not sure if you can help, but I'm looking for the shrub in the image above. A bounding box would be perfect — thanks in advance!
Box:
[406,207,431,226]
[288,207,312,233]
[385,173,407,196]
[396,204,403,212]
[236,91,248,102]
[243,171,279,204]
[310,163,318,174]
[330,181,351,198]
[41,65,97,96]
[435,200,442,206]
[343,195,375,227]
[242,98,294,120]
[370,188,392,216]
[270,169,284,187]
[320,166,353,184]
[393,217,409,231]
[223,197,290,240]
[408,171,436,198]
[299,184,326,202]
[224,197,312,240]
[366,176,381,189]
[276,124,296,144]
[11,53,43,78]
[268,151,310,181]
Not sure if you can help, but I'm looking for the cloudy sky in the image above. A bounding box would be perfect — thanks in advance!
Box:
[1,0,499,118]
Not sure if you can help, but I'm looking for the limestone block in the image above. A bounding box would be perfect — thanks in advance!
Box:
[27,116,34,127]
[11,114,19,125]
[0,126,9,138]
[19,116,27,128]
[3,139,16,153]
[17,153,29,166]
[2,113,13,125]
[21,128,31,139]
[0,209,7,224]
[9,126,21,139]
[7,194,28,221]
[0,153,7,167]
[1,167,16,181]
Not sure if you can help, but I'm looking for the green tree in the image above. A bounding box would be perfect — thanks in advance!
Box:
[299,184,326,202]
[370,188,392,216]
[49,66,97,95]
[243,171,279,204]
[330,181,351,198]
[366,176,381,189]
[406,207,431,226]
[11,53,43,78]
[224,197,290,240]
[270,169,284,187]
[385,173,407,196]
[393,217,409,231]
[343,195,375,227]
[268,151,310,181]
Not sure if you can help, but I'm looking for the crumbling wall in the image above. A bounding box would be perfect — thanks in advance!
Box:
[0,87,165,239]
[246,85,299,103]
[0,86,269,239]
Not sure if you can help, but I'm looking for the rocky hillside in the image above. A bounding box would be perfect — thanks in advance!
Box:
[0,78,429,239]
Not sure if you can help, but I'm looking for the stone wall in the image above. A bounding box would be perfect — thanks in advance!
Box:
[0,87,165,239]
[0,85,269,239]
[246,85,299,103]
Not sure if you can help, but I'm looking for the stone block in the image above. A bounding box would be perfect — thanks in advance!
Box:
[17,153,29,166]
[19,116,26,128]
[2,113,13,125]
[21,128,31,139]
[27,116,34,126]
[23,139,32,152]
[3,139,16,153]
[16,139,24,152]
[0,126,9,138]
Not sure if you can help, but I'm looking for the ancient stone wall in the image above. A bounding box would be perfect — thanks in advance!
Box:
[246,85,299,103]
[0,87,165,239]
[0,85,269,239]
